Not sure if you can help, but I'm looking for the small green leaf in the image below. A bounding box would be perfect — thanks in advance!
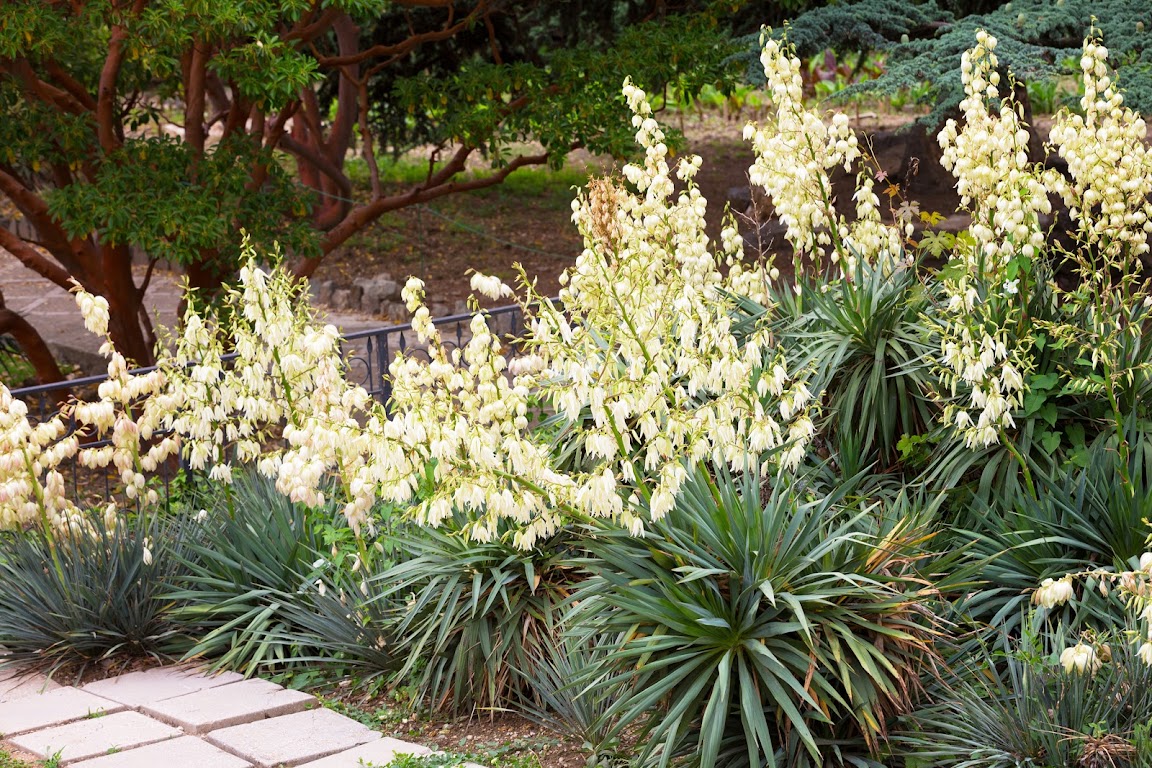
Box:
[1023,391,1046,416]
[1040,430,1061,454]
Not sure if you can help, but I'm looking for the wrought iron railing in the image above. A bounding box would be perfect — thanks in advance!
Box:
[6,301,534,505]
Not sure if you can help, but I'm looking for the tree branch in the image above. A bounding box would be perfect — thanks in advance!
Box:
[278,134,352,198]
[291,145,572,278]
[0,290,68,389]
[0,226,74,289]
[184,40,208,157]
[8,58,89,116]
[97,26,129,153]
[314,3,488,67]
[281,5,344,44]
[43,59,98,112]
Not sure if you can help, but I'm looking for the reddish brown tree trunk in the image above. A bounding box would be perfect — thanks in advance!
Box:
[0,287,68,393]
[93,243,153,366]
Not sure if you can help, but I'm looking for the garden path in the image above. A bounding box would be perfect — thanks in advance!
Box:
[0,665,464,768]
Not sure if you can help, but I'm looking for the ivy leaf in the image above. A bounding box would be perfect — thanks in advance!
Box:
[1023,391,1046,416]
[1040,430,1061,455]
[1065,422,1086,448]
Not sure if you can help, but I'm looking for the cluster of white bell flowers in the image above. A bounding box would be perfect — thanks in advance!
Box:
[1049,38,1152,267]
[934,31,1053,448]
[745,36,903,278]
[0,73,813,547]
[297,76,818,547]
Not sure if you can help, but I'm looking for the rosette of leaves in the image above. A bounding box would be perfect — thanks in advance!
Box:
[169,472,395,682]
[0,510,188,676]
[566,461,953,768]
[897,628,1152,766]
[782,253,936,469]
[956,426,1152,635]
[376,519,581,715]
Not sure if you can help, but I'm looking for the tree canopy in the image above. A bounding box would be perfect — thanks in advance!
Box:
[0,0,739,368]
[740,0,1152,126]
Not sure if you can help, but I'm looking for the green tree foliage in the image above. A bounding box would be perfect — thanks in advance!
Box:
[739,0,1152,126]
[0,1,738,366]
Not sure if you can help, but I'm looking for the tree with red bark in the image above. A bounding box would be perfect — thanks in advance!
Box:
[0,0,738,371]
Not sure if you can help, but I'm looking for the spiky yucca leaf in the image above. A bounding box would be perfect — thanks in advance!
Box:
[377,522,579,715]
[898,630,1152,767]
[0,510,187,676]
[569,461,948,768]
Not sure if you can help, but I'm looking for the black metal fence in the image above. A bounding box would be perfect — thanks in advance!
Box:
[4,301,532,506]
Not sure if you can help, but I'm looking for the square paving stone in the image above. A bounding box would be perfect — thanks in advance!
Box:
[207,708,381,768]
[0,669,61,703]
[69,735,253,768]
[82,666,243,707]
[298,736,432,768]
[142,678,316,734]
[0,687,124,737]
[9,710,181,765]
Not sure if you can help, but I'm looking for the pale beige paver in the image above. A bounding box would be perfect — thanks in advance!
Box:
[8,710,181,765]
[0,669,61,703]
[207,708,381,768]
[68,735,254,768]
[0,687,124,737]
[141,678,316,734]
[81,667,244,707]
[298,736,432,768]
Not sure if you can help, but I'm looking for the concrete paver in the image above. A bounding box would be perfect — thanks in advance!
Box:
[0,687,124,737]
[82,667,243,707]
[207,708,382,768]
[69,735,253,768]
[298,736,432,768]
[0,664,479,768]
[9,710,181,765]
[141,678,315,734]
[0,669,61,703]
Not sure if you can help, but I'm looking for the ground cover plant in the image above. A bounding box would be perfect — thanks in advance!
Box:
[1,20,1152,768]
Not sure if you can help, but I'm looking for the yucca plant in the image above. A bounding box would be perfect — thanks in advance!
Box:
[785,254,936,468]
[170,471,394,679]
[957,429,1152,635]
[378,520,580,715]
[0,509,187,677]
[897,627,1152,767]
[514,629,623,763]
[567,461,951,768]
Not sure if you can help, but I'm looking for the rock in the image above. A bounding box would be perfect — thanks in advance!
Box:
[726,186,753,210]
[381,301,409,322]
[356,277,400,315]
[346,283,364,307]
[310,280,334,306]
[428,302,451,319]
[452,300,469,315]
[330,289,353,310]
